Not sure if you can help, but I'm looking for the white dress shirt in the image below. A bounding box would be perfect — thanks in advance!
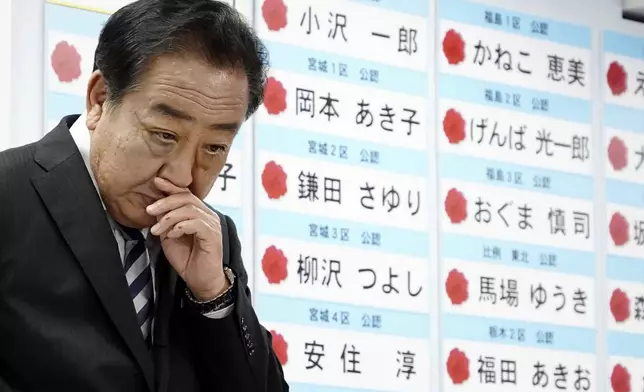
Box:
[69,113,234,321]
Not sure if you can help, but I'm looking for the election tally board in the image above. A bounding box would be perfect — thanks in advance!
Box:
[44,0,644,391]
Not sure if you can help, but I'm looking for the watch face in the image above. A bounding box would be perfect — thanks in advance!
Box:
[224,267,235,285]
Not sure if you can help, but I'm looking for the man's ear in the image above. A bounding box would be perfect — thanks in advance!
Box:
[85,70,107,131]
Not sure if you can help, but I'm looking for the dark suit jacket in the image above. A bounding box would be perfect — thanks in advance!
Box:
[0,116,288,392]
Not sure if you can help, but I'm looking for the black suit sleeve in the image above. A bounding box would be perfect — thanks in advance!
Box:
[184,215,288,392]
[0,377,16,392]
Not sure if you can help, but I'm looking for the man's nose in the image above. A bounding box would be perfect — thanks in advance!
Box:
[158,149,195,189]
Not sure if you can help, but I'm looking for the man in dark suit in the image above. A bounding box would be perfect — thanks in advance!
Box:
[0,1,287,391]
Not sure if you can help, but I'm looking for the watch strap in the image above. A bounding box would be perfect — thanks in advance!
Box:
[184,267,236,314]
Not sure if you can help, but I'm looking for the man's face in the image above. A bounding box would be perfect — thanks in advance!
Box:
[85,55,249,228]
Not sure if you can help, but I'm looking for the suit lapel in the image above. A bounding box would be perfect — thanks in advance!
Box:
[31,117,155,391]
[152,253,175,392]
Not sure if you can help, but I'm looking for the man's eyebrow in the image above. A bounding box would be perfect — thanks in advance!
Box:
[215,122,240,132]
[151,103,194,121]
[150,103,240,132]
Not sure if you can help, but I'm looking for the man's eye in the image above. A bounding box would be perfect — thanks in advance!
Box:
[154,132,176,142]
[206,145,226,155]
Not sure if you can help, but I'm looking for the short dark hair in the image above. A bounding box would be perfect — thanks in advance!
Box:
[93,0,268,118]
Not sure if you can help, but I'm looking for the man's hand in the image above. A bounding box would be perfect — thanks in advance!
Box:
[146,177,229,301]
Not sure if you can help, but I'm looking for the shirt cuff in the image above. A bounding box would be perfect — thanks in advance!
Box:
[202,303,235,319]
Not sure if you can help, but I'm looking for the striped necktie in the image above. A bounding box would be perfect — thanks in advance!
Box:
[118,224,154,346]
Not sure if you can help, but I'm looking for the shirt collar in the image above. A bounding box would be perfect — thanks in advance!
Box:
[69,113,150,239]
[69,113,101,202]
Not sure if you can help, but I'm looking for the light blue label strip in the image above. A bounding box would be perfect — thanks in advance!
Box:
[441,233,595,277]
[609,331,644,357]
[350,0,428,17]
[258,209,429,258]
[604,104,644,134]
[290,384,384,392]
[264,41,428,97]
[440,154,594,200]
[45,92,84,123]
[46,3,108,36]
[604,31,644,61]
[439,74,591,124]
[607,254,644,283]
[257,294,430,339]
[606,179,644,208]
[443,313,596,353]
[440,0,591,48]
[257,123,428,177]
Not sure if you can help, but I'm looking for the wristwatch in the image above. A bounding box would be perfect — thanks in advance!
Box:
[184,267,236,314]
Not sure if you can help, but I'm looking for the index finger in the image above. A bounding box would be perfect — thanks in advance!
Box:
[146,191,209,216]
[154,177,190,195]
